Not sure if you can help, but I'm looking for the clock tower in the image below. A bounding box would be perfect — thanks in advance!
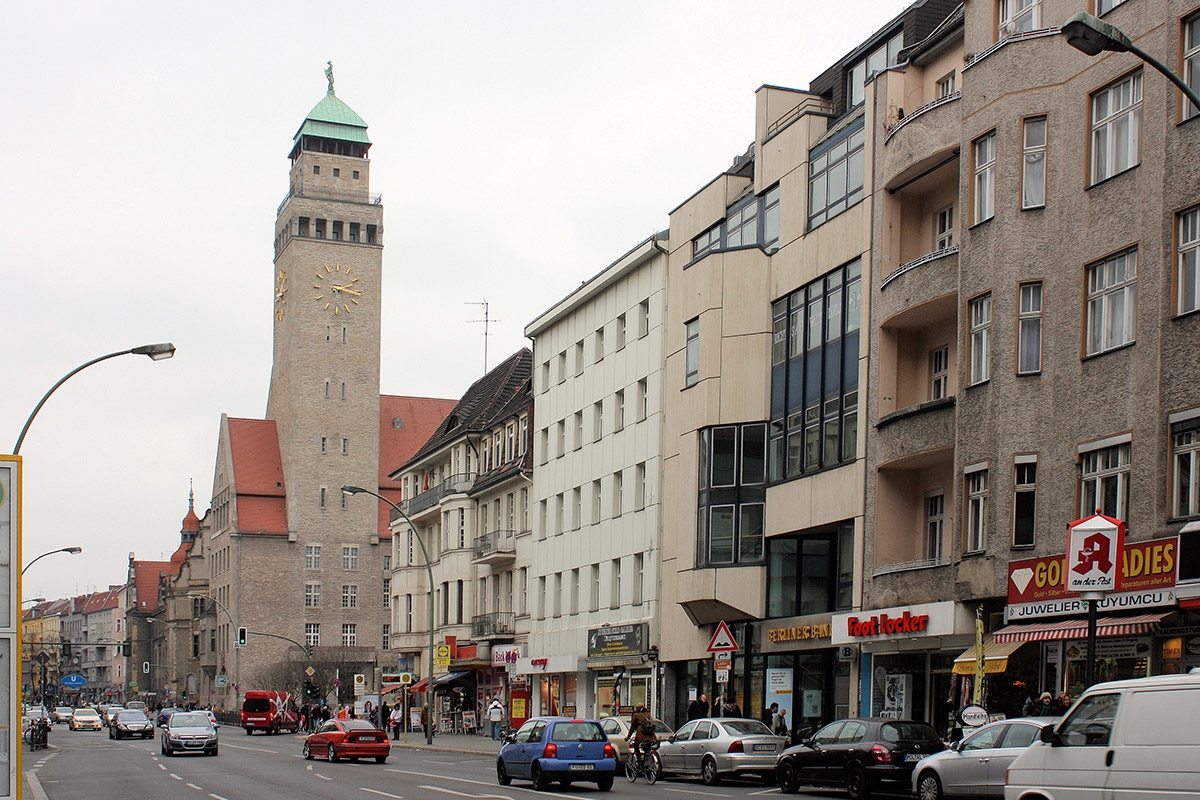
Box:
[267,65,384,652]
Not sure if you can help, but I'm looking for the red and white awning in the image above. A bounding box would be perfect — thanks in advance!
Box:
[993,612,1170,643]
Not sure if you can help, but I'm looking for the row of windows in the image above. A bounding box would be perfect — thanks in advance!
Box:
[535,555,646,618]
[692,186,781,261]
[542,300,652,389]
[296,216,377,243]
[302,582,392,609]
[539,380,649,463]
[393,570,529,633]
[319,436,349,455]
[303,621,378,648]
[697,424,766,566]
[303,544,364,570]
[539,462,650,537]
[311,165,360,179]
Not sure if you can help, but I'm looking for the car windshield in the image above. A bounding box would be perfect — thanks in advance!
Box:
[55,707,72,714]
[881,722,941,743]
[172,713,210,727]
[75,710,99,718]
[720,719,774,735]
[552,721,606,742]
[117,711,148,722]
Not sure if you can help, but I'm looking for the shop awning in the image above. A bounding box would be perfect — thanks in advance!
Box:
[409,678,429,693]
[993,612,1170,643]
[586,655,648,669]
[408,671,472,693]
[381,683,403,695]
[952,638,1026,675]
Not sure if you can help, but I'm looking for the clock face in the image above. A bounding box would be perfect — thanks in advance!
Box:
[274,269,288,320]
[313,263,361,315]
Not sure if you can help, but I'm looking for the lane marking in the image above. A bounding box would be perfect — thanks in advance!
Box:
[158,764,167,770]
[187,783,204,791]
[660,787,734,798]
[210,795,230,800]
[749,789,780,796]
[315,773,332,781]
[170,773,183,780]
[224,742,282,754]
[384,768,580,800]
[361,789,404,798]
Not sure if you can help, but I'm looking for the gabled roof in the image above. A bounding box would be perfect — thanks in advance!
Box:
[130,560,173,614]
[227,417,288,535]
[399,349,533,471]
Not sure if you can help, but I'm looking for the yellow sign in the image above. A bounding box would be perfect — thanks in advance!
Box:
[435,644,451,664]
[766,623,832,643]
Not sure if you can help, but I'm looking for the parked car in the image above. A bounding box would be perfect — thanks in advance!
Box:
[101,705,125,727]
[599,715,674,765]
[775,718,945,799]
[1005,671,1200,800]
[656,717,787,785]
[157,706,184,727]
[109,709,156,740]
[24,706,51,726]
[302,719,390,763]
[160,711,219,756]
[911,717,1058,800]
[69,708,103,731]
[51,707,75,724]
[497,717,616,791]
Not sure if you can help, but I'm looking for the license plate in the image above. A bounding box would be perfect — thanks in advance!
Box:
[568,763,594,771]
[753,744,776,752]
[905,754,923,762]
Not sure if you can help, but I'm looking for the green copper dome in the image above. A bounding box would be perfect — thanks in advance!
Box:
[289,63,370,155]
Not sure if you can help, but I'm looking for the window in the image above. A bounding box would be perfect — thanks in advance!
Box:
[315,218,326,238]
[685,318,700,387]
[926,492,945,560]
[930,346,949,400]
[1097,0,1127,15]
[1091,72,1142,184]
[349,222,359,242]
[693,225,720,259]
[552,573,561,617]
[541,362,550,391]
[594,327,605,361]
[1178,207,1200,315]
[572,487,581,529]
[352,170,359,179]
[557,351,567,383]
[615,390,625,431]
[555,493,564,534]
[1022,116,1047,209]
[725,197,758,247]
[1013,458,1038,546]
[1058,693,1119,747]
[763,185,781,252]
[593,401,603,441]
[298,216,310,236]
[613,471,623,517]
[936,71,956,98]
[573,411,583,450]
[637,379,648,421]
[341,437,348,455]
[965,466,990,552]
[536,576,546,620]
[766,523,854,617]
[313,164,320,175]
[616,314,627,349]
[575,341,584,376]
[342,546,359,570]
[1186,13,1200,120]
[332,167,340,177]
[557,420,565,458]
[519,568,528,616]
[636,462,647,510]
[570,569,579,615]
[382,624,390,650]
[305,623,320,648]
[768,262,862,481]
[1173,414,1200,518]
[969,293,992,385]
[638,299,651,337]
[1018,282,1043,374]
[1080,442,1130,520]
[633,553,644,605]
[610,559,621,609]
[319,486,327,508]
[383,578,391,608]
[341,623,356,647]
[809,119,866,229]
[1086,248,1137,355]
[306,545,321,569]
[342,584,358,609]
[998,0,1040,37]
[846,31,904,107]
[698,423,767,566]
[592,480,602,524]
[973,132,996,224]
[331,221,342,240]
[305,583,321,608]
[935,206,954,250]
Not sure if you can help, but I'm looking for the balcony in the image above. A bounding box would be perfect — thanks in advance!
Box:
[399,472,476,517]
[880,93,960,191]
[277,182,383,215]
[472,530,516,566]
[472,612,516,641]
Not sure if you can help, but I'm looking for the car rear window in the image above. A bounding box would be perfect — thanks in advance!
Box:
[343,720,375,731]
[721,719,774,735]
[76,710,99,718]
[881,722,941,743]
[173,714,209,727]
[244,699,270,712]
[552,722,606,742]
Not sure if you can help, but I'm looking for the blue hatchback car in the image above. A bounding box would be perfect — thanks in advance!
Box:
[497,717,616,791]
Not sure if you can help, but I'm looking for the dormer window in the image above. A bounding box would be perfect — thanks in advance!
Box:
[846,31,904,108]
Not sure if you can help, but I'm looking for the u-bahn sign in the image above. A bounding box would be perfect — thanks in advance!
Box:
[60,673,87,688]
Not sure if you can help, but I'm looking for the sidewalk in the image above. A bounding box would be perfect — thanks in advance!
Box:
[388,731,503,756]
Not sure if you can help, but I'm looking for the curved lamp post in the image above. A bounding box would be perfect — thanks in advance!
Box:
[21,546,82,576]
[1061,12,1200,111]
[341,484,435,745]
[187,593,239,701]
[13,342,176,455]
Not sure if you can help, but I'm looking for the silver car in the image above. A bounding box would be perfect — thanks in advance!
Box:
[160,711,219,756]
[657,717,788,785]
[599,716,674,765]
[912,717,1059,800]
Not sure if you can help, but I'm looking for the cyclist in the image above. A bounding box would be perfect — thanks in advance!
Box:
[626,704,659,774]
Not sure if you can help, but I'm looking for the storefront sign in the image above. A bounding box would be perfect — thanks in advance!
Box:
[513,654,581,675]
[1006,589,1177,621]
[832,602,968,645]
[1063,637,1148,660]
[586,623,646,660]
[1008,537,1177,605]
[1066,514,1124,592]
[492,644,523,668]
[766,623,832,643]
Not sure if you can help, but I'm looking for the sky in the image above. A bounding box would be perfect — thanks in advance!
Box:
[5,0,914,602]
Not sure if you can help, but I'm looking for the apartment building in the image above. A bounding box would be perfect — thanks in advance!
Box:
[524,235,668,720]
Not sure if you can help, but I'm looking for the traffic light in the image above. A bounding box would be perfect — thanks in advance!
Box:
[143,661,150,674]
[304,680,316,698]
[237,627,248,647]
[122,641,131,657]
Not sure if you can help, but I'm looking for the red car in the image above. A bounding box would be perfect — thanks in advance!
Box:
[303,719,390,763]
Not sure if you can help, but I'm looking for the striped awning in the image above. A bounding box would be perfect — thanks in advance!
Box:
[993,612,1170,643]
[952,638,1026,675]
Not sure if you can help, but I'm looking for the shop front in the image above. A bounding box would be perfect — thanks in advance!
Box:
[513,653,584,720]
[588,623,656,718]
[756,613,846,740]
[833,601,975,736]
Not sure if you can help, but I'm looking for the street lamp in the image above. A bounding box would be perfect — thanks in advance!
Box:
[1061,12,1200,111]
[341,484,435,745]
[21,546,82,576]
[187,593,239,702]
[13,342,176,455]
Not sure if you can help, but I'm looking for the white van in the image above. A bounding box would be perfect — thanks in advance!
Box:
[1004,671,1200,799]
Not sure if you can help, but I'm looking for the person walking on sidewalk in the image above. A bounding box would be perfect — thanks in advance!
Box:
[487,695,505,740]
[389,703,403,740]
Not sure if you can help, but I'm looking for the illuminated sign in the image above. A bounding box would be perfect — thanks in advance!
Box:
[845,611,929,638]
[1008,536,1177,604]
[766,624,832,643]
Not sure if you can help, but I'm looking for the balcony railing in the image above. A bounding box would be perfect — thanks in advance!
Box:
[881,246,958,290]
[473,530,516,562]
[398,472,477,517]
[472,611,516,640]
[277,182,383,215]
[873,556,951,577]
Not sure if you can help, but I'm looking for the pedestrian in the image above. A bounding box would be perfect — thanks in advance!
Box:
[725,699,742,718]
[389,703,403,740]
[762,702,778,727]
[420,703,429,737]
[300,704,309,732]
[772,707,788,737]
[1054,692,1072,715]
[1032,692,1055,716]
[487,695,505,740]
[687,693,709,721]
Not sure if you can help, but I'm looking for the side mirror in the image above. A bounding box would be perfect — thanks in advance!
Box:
[1039,725,1059,745]
[801,737,817,749]
[668,735,677,743]
[948,740,962,752]
[503,732,516,744]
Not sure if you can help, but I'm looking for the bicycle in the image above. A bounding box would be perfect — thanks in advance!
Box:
[625,740,661,784]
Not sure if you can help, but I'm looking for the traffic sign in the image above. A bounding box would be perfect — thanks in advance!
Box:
[715,669,729,684]
[714,654,732,671]
[707,620,739,653]
[60,674,87,688]
[305,666,315,677]
[399,672,413,685]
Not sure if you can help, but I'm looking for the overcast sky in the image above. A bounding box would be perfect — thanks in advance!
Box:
[5,0,913,603]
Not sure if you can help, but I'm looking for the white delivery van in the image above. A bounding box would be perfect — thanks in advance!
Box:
[1004,670,1200,799]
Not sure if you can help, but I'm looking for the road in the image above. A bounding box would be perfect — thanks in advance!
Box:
[25,727,866,800]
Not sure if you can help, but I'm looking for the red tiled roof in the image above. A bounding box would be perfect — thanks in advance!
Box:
[227,417,288,535]
[375,395,456,536]
[131,560,173,613]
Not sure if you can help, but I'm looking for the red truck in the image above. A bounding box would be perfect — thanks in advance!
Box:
[240,690,300,735]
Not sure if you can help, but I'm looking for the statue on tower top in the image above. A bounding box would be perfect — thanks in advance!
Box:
[325,60,335,95]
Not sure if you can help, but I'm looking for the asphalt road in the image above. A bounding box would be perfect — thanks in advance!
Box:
[25,727,867,800]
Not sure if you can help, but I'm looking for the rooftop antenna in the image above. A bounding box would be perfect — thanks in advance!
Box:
[466,299,501,375]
